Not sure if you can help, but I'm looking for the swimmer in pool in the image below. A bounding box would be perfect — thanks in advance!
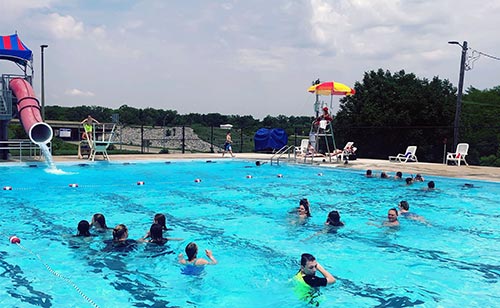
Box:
[142,213,170,239]
[368,208,400,228]
[384,208,400,227]
[76,220,92,237]
[365,169,374,178]
[178,242,217,266]
[141,223,183,245]
[297,198,312,219]
[90,213,112,232]
[325,210,345,228]
[398,201,428,224]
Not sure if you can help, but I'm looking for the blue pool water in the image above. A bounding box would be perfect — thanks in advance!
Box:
[0,160,499,307]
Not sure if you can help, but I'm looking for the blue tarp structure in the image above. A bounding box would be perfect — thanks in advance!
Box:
[0,34,32,66]
[254,128,288,152]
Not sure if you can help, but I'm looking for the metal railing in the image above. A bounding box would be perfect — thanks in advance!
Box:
[270,145,295,165]
[0,139,51,162]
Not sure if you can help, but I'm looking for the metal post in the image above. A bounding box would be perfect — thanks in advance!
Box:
[40,45,48,121]
[443,138,447,164]
[140,124,144,153]
[182,126,185,153]
[210,126,214,153]
[240,128,243,153]
[449,41,468,150]
[294,127,298,147]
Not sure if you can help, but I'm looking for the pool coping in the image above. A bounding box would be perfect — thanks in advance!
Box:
[2,153,500,183]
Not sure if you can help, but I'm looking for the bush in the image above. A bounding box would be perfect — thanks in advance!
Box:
[480,155,500,167]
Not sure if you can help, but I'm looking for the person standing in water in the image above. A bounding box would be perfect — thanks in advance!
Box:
[178,242,217,266]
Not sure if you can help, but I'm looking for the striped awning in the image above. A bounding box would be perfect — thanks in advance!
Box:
[0,34,33,66]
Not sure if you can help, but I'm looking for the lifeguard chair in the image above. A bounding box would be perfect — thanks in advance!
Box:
[307,79,355,162]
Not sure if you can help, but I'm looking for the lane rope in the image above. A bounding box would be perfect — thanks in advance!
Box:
[3,233,100,308]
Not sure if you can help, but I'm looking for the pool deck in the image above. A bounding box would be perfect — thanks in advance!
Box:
[43,153,500,183]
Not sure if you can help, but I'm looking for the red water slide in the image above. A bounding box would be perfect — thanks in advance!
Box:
[9,78,53,144]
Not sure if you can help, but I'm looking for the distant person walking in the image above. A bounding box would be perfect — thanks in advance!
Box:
[222,131,235,157]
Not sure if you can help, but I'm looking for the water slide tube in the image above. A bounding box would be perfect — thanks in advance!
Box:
[9,78,53,144]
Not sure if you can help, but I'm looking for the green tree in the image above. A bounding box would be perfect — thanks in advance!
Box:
[461,86,500,165]
[335,69,455,161]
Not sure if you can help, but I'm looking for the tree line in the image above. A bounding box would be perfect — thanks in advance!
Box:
[43,68,499,166]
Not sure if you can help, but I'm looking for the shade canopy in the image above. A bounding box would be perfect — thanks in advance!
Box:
[0,34,33,66]
[308,81,355,96]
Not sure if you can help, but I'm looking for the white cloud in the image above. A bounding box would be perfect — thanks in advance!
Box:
[45,13,85,39]
[237,48,290,72]
[0,0,50,20]
[65,89,95,97]
[1,0,499,118]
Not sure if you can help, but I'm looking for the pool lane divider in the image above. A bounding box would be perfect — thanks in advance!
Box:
[2,233,100,308]
[3,173,293,192]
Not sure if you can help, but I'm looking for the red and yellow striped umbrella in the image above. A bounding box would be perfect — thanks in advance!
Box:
[308,81,355,96]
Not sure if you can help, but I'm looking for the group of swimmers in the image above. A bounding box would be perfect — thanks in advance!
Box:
[294,170,434,302]
[75,213,217,268]
[297,198,344,228]
[365,169,435,189]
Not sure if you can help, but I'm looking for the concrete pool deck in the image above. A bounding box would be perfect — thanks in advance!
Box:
[45,153,500,183]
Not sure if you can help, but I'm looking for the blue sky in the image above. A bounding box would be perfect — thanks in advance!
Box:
[0,0,498,119]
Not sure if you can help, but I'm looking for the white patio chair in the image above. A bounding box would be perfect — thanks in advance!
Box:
[446,143,469,166]
[294,139,310,156]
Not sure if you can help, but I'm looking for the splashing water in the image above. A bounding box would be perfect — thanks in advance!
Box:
[38,143,74,175]
[38,143,55,169]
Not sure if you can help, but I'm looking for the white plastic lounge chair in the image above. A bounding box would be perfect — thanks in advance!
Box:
[389,146,418,163]
[336,141,357,162]
[295,139,310,156]
[446,143,469,166]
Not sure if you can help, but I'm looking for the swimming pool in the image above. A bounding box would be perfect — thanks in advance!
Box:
[0,160,499,307]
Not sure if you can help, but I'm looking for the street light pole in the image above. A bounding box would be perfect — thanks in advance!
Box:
[448,40,467,150]
[40,44,49,121]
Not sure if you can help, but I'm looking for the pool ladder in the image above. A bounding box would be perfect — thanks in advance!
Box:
[270,145,295,165]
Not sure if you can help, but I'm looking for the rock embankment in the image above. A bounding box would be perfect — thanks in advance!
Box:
[116,126,218,153]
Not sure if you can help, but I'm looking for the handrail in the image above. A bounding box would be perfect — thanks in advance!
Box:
[0,139,51,162]
[270,144,295,165]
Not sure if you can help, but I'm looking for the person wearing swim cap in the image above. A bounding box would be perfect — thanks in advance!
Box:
[293,253,335,304]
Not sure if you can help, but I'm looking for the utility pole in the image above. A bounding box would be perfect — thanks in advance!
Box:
[40,44,49,121]
[448,41,468,150]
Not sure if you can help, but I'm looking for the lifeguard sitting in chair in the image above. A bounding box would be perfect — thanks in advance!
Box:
[313,107,333,129]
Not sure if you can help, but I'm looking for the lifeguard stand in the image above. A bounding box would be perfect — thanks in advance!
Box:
[308,103,337,162]
[307,79,355,162]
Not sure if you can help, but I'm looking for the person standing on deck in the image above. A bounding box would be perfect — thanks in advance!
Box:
[80,115,100,142]
[222,131,235,157]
